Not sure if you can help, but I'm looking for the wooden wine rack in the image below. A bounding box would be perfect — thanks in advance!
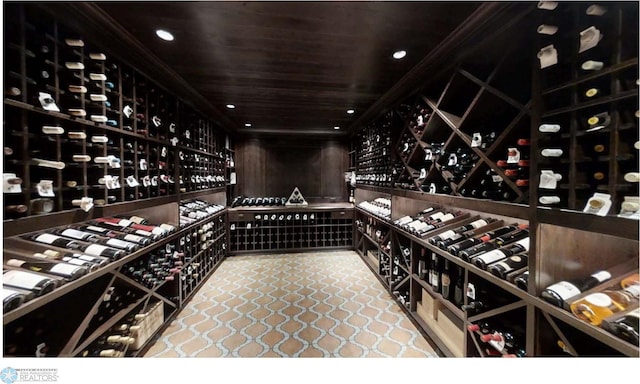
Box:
[352,2,639,357]
[2,3,232,358]
[3,3,232,236]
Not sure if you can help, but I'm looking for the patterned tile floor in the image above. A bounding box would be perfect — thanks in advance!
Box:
[144,250,439,357]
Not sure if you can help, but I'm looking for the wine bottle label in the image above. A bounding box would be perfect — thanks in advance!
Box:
[430,271,439,288]
[429,212,445,220]
[470,219,488,228]
[584,293,612,307]
[50,263,81,275]
[35,233,63,244]
[159,224,175,231]
[84,244,110,257]
[491,260,512,272]
[3,270,48,289]
[62,257,89,266]
[438,230,456,241]
[86,226,107,233]
[2,287,24,300]
[123,234,145,243]
[545,281,581,300]
[439,213,454,222]
[117,219,133,227]
[475,249,507,265]
[135,229,154,237]
[623,285,640,299]
[105,238,134,249]
[73,254,104,263]
[151,227,166,236]
[61,229,89,240]
[592,271,612,282]
[129,216,146,224]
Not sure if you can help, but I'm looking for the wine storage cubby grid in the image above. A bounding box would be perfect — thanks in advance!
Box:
[3,3,230,223]
[534,1,639,215]
[228,207,353,254]
[3,203,227,357]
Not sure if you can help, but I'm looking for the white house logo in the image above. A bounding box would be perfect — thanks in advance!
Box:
[0,368,58,383]
[0,367,17,384]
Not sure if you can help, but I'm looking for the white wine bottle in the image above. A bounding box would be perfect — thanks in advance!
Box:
[6,258,88,281]
[3,269,60,296]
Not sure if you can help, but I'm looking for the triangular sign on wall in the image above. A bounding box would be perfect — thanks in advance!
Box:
[285,186,308,206]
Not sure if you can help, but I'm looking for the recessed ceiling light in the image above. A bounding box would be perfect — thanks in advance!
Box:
[393,50,407,59]
[334,126,340,130]
[347,109,355,114]
[245,123,252,127]
[226,104,235,109]
[156,29,174,41]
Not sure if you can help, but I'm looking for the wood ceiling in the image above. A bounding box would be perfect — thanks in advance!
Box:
[41,2,532,137]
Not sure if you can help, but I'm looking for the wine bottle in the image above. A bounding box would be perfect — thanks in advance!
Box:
[459,227,529,262]
[569,284,640,326]
[3,269,59,297]
[441,259,452,300]
[72,224,152,246]
[32,249,110,268]
[80,348,123,357]
[53,228,101,242]
[58,226,140,252]
[28,233,80,249]
[92,217,167,237]
[473,238,529,269]
[447,223,525,256]
[461,278,513,315]
[488,253,529,280]
[6,258,88,281]
[540,270,612,308]
[2,286,33,312]
[430,253,440,293]
[601,308,639,345]
[453,265,465,307]
[436,219,499,250]
[514,270,529,291]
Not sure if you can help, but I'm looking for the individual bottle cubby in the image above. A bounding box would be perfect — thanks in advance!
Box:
[466,304,527,357]
[228,209,353,253]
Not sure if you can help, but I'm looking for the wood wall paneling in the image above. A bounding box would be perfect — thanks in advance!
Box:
[236,138,348,202]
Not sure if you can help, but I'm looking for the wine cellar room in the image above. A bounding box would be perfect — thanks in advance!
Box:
[1,0,639,378]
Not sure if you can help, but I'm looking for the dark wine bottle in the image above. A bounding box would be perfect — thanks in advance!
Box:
[73,224,152,246]
[430,253,440,293]
[428,218,495,246]
[2,286,33,312]
[540,270,612,308]
[473,238,529,270]
[453,265,465,307]
[88,220,160,240]
[447,223,525,256]
[488,254,529,280]
[458,227,529,262]
[514,270,529,291]
[601,308,639,345]
[441,259,452,300]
